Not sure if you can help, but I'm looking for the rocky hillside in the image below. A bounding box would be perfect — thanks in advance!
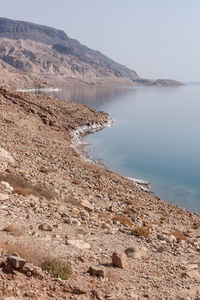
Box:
[0,18,182,88]
[0,88,199,299]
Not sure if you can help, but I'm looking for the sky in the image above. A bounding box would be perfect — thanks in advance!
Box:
[1,0,200,82]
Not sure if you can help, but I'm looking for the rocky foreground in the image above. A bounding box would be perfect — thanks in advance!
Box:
[0,88,200,300]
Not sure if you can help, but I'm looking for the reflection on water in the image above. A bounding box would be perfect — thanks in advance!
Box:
[37,84,200,214]
[35,85,136,109]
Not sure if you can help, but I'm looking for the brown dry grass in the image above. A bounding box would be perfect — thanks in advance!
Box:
[123,208,132,215]
[169,231,187,241]
[71,179,82,185]
[193,222,199,230]
[0,242,72,280]
[131,226,150,237]
[112,215,132,226]
[3,225,24,237]
[0,173,57,200]
[39,167,57,174]
[1,241,45,266]
[98,212,111,220]
[1,241,72,279]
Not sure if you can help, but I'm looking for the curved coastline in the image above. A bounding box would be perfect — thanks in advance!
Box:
[70,116,151,192]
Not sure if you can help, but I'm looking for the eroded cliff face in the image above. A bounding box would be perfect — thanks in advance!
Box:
[0,18,139,88]
[0,18,182,89]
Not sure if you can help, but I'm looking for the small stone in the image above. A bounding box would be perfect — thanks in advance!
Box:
[88,265,106,278]
[80,199,94,212]
[67,239,91,250]
[38,223,52,231]
[101,223,110,230]
[112,251,127,269]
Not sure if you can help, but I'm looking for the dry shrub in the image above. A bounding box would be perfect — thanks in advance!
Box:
[2,241,72,279]
[0,173,57,200]
[131,226,150,237]
[3,225,24,237]
[71,179,81,185]
[169,231,187,241]
[123,199,134,205]
[39,167,57,174]
[98,212,110,220]
[123,208,132,215]
[112,215,132,226]
[13,187,32,197]
[41,258,72,280]
[193,223,199,230]
[160,216,167,222]
[2,241,44,266]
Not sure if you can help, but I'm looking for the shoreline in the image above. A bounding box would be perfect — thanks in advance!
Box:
[16,87,61,93]
[70,116,152,193]
[1,88,200,299]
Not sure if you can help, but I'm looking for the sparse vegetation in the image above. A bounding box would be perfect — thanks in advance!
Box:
[0,173,57,200]
[112,215,132,226]
[193,222,199,230]
[1,241,44,266]
[39,167,57,174]
[3,224,24,237]
[131,226,150,237]
[41,257,72,280]
[1,241,72,280]
[123,207,132,215]
[71,179,82,185]
[169,231,187,241]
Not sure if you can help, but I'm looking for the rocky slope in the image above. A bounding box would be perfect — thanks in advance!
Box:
[0,88,199,299]
[0,18,182,89]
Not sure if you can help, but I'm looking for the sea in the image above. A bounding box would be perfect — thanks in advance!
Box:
[35,83,200,215]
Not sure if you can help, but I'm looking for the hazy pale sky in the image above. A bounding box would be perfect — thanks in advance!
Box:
[1,0,200,82]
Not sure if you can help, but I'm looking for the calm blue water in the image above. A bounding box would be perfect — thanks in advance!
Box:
[37,84,200,214]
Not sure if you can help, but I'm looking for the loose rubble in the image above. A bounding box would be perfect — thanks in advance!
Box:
[0,88,199,299]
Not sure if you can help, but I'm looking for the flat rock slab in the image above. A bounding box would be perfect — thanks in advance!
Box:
[0,147,15,170]
[184,270,200,281]
[79,199,94,212]
[0,193,9,201]
[67,239,91,250]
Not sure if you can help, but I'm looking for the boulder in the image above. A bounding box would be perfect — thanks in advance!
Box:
[125,246,148,259]
[38,223,52,231]
[7,254,26,270]
[112,251,127,269]
[88,265,106,278]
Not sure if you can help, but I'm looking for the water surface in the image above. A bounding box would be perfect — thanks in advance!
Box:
[37,84,200,214]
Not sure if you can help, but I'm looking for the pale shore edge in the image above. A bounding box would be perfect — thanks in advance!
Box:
[70,117,151,192]
[16,87,61,93]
